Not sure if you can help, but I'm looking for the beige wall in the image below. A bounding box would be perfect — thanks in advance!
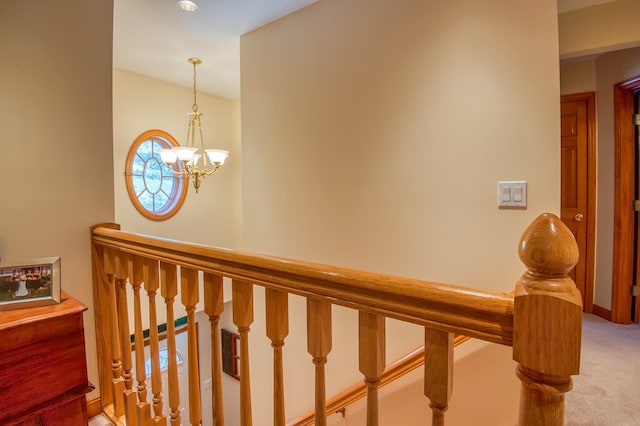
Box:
[559,0,640,59]
[241,0,560,421]
[560,58,596,95]
[113,68,240,248]
[0,0,114,400]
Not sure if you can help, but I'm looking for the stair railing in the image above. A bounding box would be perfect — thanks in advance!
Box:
[90,213,582,425]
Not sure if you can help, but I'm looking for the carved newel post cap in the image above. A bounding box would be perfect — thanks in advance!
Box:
[514,212,583,408]
[518,213,579,278]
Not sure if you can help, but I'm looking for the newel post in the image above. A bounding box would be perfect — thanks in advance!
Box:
[513,213,582,426]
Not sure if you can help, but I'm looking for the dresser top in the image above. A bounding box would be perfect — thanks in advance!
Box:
[0,291,87,331]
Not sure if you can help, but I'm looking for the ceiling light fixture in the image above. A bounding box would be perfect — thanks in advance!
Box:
[159,58,229,193]
[177,0,199,12]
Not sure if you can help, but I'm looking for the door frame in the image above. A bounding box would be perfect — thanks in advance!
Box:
[612,76,640,324]
[561,92,597,314]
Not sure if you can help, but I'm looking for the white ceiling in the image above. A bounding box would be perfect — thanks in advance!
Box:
[113,0,317,99]
[114,0,613,99]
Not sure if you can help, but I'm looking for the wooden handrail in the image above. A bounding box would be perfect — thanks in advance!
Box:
[93,228,514,345]
[91,212,581,426]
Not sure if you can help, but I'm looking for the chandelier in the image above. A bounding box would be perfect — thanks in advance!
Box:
[159,58,229,193]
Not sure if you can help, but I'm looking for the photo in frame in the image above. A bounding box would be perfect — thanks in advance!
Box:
[0,257,61,310]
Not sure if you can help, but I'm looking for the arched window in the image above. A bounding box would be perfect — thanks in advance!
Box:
[125,130,187,220]
[144,348,183,377]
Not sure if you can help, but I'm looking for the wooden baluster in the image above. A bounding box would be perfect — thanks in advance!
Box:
[204,273,225,426]
[358,312,385,426]
[91,224,121,413]
[144,258,166,426]
[181,267,202,426]
[132,256,152,425]
[424,328,453,426]
[161,262,181,426]
[104,247,125,417]
[116,251,138,425]
[513,213,582,426]
[266,289,289,426]
[306,298,332,426]
[232,279,254,426]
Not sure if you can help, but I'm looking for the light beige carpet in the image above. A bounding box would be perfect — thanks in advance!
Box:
[88,413,113,425]
[565,313,640,426]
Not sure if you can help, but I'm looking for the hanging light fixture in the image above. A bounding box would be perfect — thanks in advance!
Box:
[159,58,229,193]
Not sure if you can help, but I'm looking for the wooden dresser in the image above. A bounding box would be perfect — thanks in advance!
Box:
[0,292,92,425]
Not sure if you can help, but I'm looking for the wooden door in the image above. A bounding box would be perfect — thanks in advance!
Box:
[560,93,595,311]
[634,92,640,323]
[613,78,640,324]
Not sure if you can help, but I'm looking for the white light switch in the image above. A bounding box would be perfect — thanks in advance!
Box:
[501,186,511,202]
[498,181,527,208]
[513,187,522,202]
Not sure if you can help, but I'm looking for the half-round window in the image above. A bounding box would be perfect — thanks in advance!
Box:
[125,130,187,220]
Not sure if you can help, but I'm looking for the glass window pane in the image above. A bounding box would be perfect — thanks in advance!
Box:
[144,158,163,194]
[161,175,176,196]
[132,154,146,175]
[138,140,153,160]
[155,191,170,212]
[139,190,153,211]
[132,175,145,195]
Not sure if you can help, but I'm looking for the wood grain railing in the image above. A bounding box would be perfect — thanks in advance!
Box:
[90,213,582,425]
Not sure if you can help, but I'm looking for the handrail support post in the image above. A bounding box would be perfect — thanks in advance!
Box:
[513,213,582,426]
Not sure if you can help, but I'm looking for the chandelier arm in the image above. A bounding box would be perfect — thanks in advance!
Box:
[164,162,190,178]
[196,166,219,177]
[206,165,221,175]
[184,163,196,176]
[163,162,184,176]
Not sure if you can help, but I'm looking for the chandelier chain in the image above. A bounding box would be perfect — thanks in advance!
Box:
[192,60,198,112]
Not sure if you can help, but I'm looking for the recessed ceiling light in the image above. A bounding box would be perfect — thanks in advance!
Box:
[177,0,199,12]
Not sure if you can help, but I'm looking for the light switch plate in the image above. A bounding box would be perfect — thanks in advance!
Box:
[498,181,527,208]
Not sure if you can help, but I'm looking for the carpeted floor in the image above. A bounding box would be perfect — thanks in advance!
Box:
[88,413,113,425]
[565,313,640,426]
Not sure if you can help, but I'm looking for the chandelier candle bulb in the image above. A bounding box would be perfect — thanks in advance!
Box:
[174,147,198,162]
[158,148,178,164]
[205,149,229,165]
[189,154,202,166]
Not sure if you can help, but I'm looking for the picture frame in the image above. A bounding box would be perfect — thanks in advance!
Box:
[0,257,61,310]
